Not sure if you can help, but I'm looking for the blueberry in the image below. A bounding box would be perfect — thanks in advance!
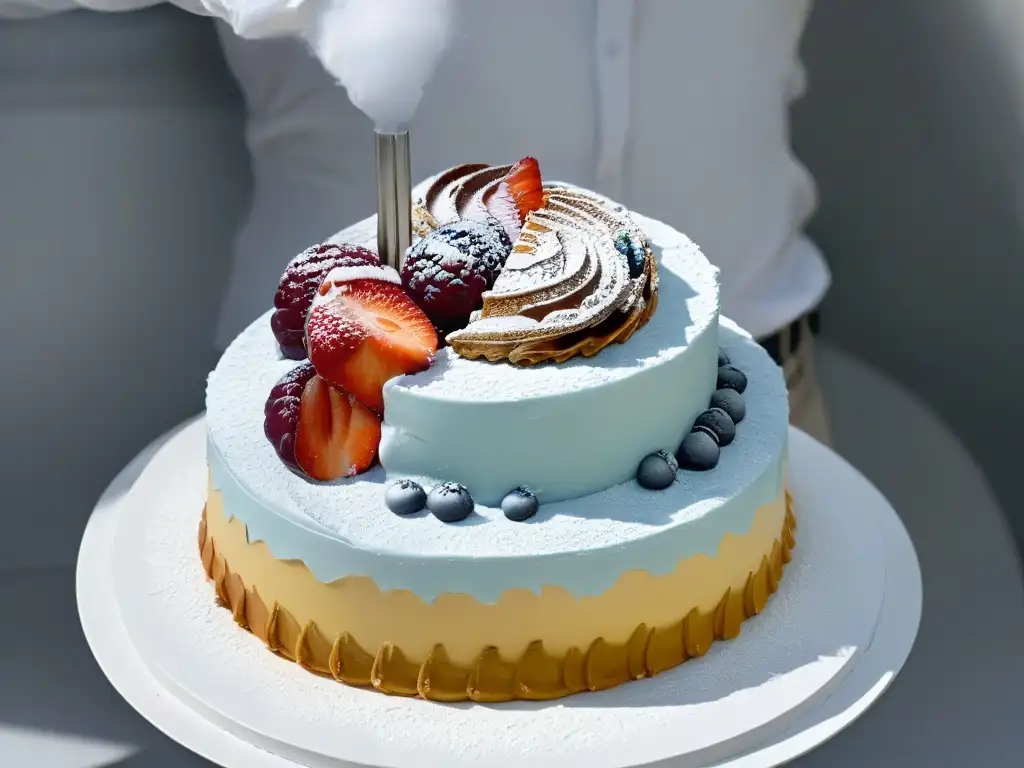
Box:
[692,424,720,445]
[709,388,746,424]
[716,364,748,394]
[385,479,427,516]
[636,450,678,490]
[718,349,731,367]
[501,487,539,522]
[693,407,736,446]
[615,231,646,279]
[426,482,475,523]
[676,430,721,472]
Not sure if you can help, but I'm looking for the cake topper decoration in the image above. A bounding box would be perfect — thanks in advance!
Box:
[442,182,659,365]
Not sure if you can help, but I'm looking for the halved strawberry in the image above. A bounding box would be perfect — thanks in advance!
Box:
[502,157,545,223]
[294,374,381,481]
[306,280,437,413]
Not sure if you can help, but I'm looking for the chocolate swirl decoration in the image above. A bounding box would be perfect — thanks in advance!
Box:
[445,185,658,366]
[414,163,521,244]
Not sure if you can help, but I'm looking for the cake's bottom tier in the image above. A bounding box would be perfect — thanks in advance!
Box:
[199,487,796,702]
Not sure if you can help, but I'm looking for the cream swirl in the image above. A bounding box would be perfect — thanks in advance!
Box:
[446,185,658,365]
[417,163,521,243]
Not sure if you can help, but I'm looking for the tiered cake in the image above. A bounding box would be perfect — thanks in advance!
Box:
[202,158,793,702]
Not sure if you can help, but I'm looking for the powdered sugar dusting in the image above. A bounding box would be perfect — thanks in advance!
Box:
[464,316,539,332]
[322,264,399,287]
[486,181,523,243]
[310,265,402,313]
[446,185,650,350]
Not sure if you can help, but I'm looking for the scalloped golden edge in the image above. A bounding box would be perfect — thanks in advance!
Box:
[197,493,796,702]
[450,253,659,367]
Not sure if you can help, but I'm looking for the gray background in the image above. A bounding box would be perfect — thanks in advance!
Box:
[795,0,1024,546]
[0,3,1021,574]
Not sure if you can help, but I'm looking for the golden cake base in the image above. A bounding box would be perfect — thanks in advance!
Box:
[198,488,795,703]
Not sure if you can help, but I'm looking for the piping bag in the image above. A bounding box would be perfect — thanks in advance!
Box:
[307,0,455,270]
[374,130,413,271]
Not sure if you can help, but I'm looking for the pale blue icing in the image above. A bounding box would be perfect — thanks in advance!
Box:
[206,311,789,604]
[206,188,788,603]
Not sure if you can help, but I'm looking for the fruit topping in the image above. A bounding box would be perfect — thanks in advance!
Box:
[501,487,539,522]
[614,230,647,280]
[306,279,437,413]
[636,450,678,490]
[500,157,546,223]
[401,218,512,336]
[263,362,318,470]
[709,388,746,424]
[426,482,475,523]
[293,373,381,481]
[692,407,736,446]
[385,479,427,516]
[271,243,380,360]
[676,430,720,472]
[716,364,748,394]
[717,349,731,367]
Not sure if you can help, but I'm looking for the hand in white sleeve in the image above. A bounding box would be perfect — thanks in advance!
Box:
[213,20,377,350]
[0,0,310,33]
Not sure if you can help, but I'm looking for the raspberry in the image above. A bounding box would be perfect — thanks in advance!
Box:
[401,218,512,335]
[263,362,316,470]
[271,243,379,359]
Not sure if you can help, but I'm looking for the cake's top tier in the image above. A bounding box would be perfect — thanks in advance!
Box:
[317,179,713,505]
[385,192,717,403]
[252,165,727,512]
[379,187,720,504]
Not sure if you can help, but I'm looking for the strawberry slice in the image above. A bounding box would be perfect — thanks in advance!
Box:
[306,279,437,413]
[502,157,545,223]
[294,374,381,481]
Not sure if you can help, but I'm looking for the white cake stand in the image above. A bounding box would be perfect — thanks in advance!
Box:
[77,417,921,768]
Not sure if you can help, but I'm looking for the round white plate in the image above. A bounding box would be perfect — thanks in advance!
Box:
[79,419,921,768]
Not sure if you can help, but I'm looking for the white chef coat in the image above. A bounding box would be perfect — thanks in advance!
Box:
[0,0,830,349]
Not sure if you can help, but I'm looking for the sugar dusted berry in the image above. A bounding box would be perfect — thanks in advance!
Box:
[401,218,512,335]
[385,479,427,516]
[306,279,437,413]
[293,374,381,481]
[426,482,475,523]
[676,430,720,472]
[501,487,539,522]
[264,362,317,470]
[636,450,678,490]
[614,230,647,280]
[271,243,379,359]
[693,407,736,446]
[710,388,746,424]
